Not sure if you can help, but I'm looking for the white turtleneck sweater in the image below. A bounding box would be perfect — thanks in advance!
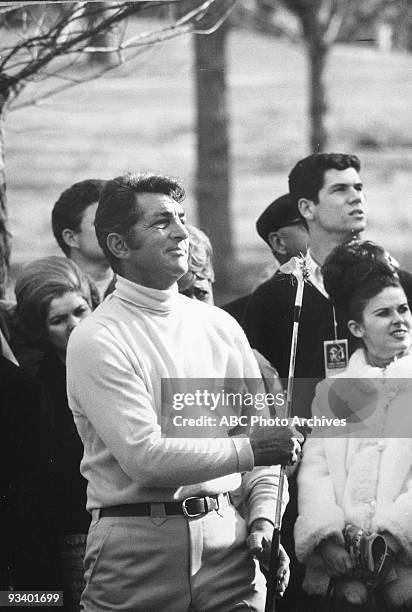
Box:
[67,276,282,522]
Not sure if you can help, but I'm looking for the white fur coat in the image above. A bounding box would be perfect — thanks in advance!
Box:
[294,348,412,606]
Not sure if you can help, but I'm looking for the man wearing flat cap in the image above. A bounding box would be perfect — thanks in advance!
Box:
[256,193,309,266]
[223,194,308,323]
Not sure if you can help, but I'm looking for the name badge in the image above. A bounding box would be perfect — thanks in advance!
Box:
[323,339,348,377]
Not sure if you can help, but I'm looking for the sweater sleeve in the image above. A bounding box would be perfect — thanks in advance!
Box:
[67,323,254,487]
[294,384,345,562]
[241,464,286,527]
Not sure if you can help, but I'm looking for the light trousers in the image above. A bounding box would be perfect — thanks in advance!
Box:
[80,502,267,611]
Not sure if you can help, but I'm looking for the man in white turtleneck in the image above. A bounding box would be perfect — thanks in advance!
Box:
[66,173,302,612]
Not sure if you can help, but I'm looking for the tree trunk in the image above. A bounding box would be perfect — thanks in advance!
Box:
[194,21,233,297]
[85,2,114,66]
[308,39,328,152]
[0,95,10,298]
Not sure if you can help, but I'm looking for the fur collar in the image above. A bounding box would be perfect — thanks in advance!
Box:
[328,348,412,405]
[338,348,412,379]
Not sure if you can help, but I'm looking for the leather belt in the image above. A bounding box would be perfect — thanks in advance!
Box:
[99,493,230,519]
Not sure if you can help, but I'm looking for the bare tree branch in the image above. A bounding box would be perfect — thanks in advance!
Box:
[250,0,399,153]
[0,4,35,16]
[192,4,236,36]
[1,1,234,102]
[10,57,134,110]
[0,0,236,294]
[5,1,235,111]
[233,2,302,45]
[323,0,350,45]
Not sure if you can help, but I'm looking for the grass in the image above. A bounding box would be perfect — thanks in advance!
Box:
[5,22,412,302]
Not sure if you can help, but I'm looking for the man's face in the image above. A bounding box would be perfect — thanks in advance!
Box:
[277,223,310,258]
[312,167,366,237]
[75,202,106,262]
[122,192,189,289]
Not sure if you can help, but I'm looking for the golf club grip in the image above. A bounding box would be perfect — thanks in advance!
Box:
[264,527,281,612]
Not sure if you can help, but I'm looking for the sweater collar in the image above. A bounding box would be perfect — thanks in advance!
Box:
[114,275,179,313]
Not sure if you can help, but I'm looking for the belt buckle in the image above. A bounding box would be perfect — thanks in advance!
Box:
[182,496,205,518]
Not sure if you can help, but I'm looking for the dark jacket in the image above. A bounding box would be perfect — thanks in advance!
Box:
[1,357,40,589]
[221,294,252,327]
[34,353,90,536]
[1,354,60,590]
[5,350,89,591]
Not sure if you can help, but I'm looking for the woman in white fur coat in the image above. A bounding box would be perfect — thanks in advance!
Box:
[295,241,412,611]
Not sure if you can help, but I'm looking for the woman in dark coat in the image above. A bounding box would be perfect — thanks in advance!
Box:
[9,257,93,611]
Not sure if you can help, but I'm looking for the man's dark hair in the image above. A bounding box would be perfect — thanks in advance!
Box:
[52,179,106,255]
[95,173,186,272]
[288,153,361,204]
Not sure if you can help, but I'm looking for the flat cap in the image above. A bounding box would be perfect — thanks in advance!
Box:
[256,193,301,244]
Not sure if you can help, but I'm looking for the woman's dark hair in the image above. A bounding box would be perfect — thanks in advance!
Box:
[322,240,400,321]
[14,256,92,346]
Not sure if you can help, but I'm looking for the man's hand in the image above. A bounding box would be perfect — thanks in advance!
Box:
[250,423,303,466]
[274,544,290,599]
[247,518,273,566]
[247,519,290,599]
[318,538,353,577]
